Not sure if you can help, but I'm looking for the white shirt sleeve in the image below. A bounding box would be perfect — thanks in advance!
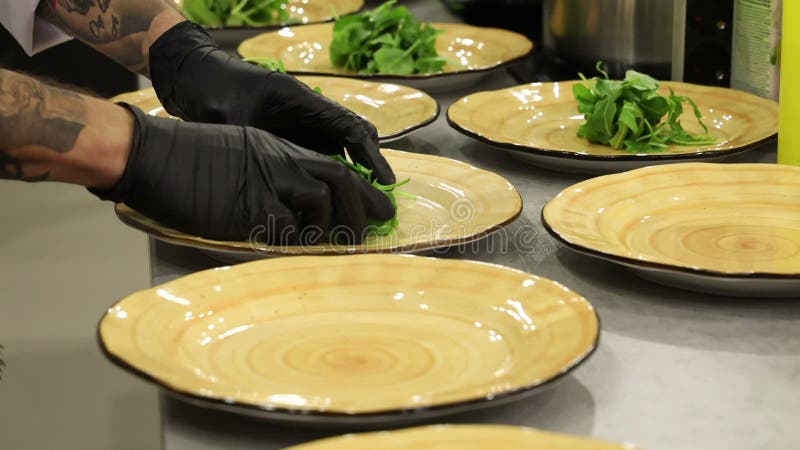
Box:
[0,0,72,56]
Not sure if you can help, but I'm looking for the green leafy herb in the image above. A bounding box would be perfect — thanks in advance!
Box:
[243,57,323,93]
[573,62,717,152]
[182,0,291,27]
[242,56,287,72]
[329,0,447,75]
[331,155,412,236]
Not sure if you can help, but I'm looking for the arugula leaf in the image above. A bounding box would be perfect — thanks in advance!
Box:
[330,155,412,236]
[329,0,446,75]
[183,0,292,27]
[572,62,718,152]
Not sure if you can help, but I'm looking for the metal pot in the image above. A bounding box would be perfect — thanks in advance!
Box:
[543,0,675,78]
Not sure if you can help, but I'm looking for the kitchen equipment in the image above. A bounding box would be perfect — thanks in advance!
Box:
[539,0,734,85]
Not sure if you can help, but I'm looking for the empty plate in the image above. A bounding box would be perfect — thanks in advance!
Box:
[110,76,439,142]
[115,149,522,260]
[448,81,778,174]
[283,424,635,449]
[98,254,599,425]
[543,163,800,297]
[237,22,533,92]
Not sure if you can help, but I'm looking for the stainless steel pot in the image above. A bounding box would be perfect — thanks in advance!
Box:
[543,0,676,77]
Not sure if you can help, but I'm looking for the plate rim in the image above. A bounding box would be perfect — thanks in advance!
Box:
[540,164,800,280]
[113,150,524,257]
[236,22,535,80]
[96,254,601,421]
[109,79,442,143]
[191,0,365,31]
[446,80,778,162]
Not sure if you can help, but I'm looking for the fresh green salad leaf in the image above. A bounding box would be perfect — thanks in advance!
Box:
[331,155,412,236]
[329,0,447,75]
[242,56,287,72]
[573,62,717,152]
[243,57,323,93]
[182,0,291,27]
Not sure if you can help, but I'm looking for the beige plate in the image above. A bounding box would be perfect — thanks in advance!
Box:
[175,0,364,28]
[284,424,635,449]
[99,254,599,425]
[237,22,533,92]
[110,77,439,142]
[543,163,800,297]
[115,149,522,259]
[448,81,779,174]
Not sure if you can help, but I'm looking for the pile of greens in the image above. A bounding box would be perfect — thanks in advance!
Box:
[573,63,717,152]
[329,0,447,75]
[331,155,412,236]
[182,0,290,27]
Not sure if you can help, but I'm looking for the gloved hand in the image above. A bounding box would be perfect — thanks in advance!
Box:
[148,20,396,185]
[91,104,394,245]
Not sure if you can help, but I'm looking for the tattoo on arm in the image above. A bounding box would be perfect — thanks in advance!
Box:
[36,0,175,74]
[0,70,86,181]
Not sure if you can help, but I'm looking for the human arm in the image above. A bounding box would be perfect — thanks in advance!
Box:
[0,68,393,244]
[34,0,396,184]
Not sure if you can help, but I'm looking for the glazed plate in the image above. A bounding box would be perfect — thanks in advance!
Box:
[237,23,534,92]
[448,81,779,174]
[543,163,800,297]
[110,77,439,142]
[115,149,522,260]
[98,255,599,425]
[285,424,633,449]
[176,0,363,27]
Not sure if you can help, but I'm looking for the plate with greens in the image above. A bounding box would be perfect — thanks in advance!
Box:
[236,1,533,92]
[111,77,439,142]
[447,73,779,173]
[179,0,364,28]
[114,149,522,260]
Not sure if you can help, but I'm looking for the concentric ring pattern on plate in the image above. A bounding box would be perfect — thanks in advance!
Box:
[98,255,599,422]
[543,163,800,278]
[448,81,778,161]
[283,424,634,449]
[174,0,364,27]
[114,149,522,257]
[236,22,533,78]
[110,77,440,141]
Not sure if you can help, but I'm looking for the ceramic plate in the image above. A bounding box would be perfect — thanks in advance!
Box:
[99,254,599,425]
[176,0,363,28]
[237,23,533,92]
[543,163,800,297]
[110,77,439,142]
[114,149,522,260]
[448,81,779,174]
[284,424,634,449]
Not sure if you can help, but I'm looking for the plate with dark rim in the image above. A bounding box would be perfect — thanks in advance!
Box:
[98,254,599,426]
[114,149,522,262]
[448,81,779,174]
[542,163,800,297]
[283,424,635,449]
[111,77,440,142]
[236,22,534,92]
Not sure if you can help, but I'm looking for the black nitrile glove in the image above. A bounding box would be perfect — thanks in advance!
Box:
[148,20,396,185]
[91,104,394,245]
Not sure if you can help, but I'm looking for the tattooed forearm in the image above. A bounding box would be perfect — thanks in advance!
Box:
[36,0,182,75]
[0,69,87,181]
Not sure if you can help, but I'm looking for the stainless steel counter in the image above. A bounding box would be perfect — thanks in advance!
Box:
[146,1,800,449]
